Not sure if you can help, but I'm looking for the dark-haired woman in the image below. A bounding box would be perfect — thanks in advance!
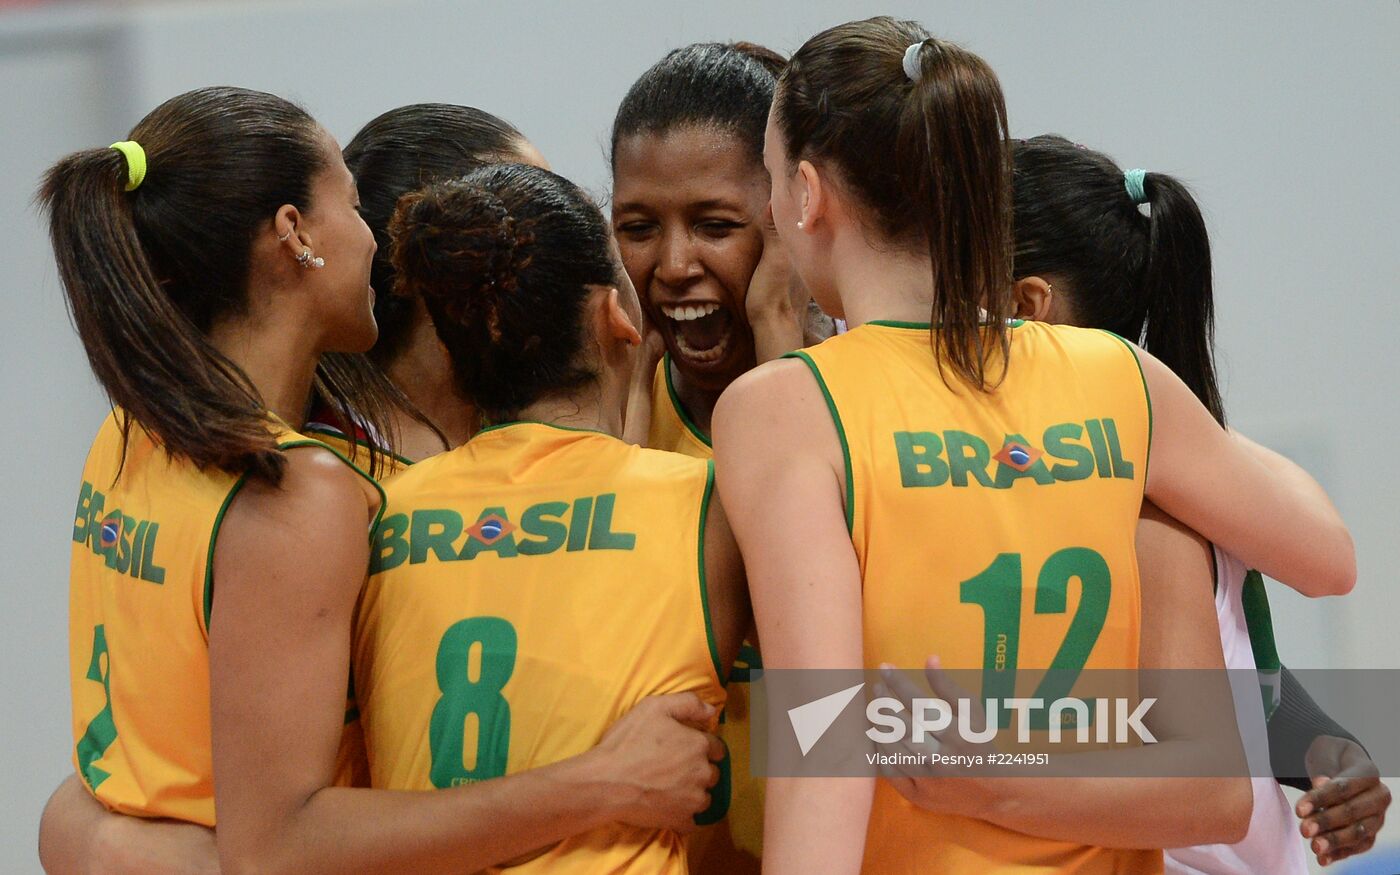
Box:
[37,88,724,875]
[306,103,552,467]
[610,42,822,872]
[354,162,750,874]
[712,17,1355,875]
[1007,135,1389,872]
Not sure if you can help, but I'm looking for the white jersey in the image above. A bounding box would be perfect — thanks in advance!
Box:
[1165,546,1306,875]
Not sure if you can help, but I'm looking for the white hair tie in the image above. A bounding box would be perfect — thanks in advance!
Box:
[902,42,925,82]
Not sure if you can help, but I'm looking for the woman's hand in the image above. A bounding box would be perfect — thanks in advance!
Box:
[745,205,808,363]
[875,658,998,819]
[1297,735,1391,866]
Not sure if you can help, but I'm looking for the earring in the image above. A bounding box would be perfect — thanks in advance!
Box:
[296,249,325,269]
[278,230,292,242]
[796,220,805,230]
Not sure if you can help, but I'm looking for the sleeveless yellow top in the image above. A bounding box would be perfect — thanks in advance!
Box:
[302,422,412,479]
[354,421,724,875]
[647,357,763,874]
[794,320,1157,874]
[68,411,382,825]
[647,354,714,459]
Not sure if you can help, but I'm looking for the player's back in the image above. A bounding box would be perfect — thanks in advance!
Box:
[355,421,725,874]
[794,319,1159,873]
[69,411,371,824]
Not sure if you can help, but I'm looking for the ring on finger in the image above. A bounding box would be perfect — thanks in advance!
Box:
[1357,821,1367,838]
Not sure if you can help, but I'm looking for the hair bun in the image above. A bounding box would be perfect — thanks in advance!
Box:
[388,181,534,342]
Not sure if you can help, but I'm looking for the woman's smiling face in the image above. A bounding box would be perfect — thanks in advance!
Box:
[612,125,767,391]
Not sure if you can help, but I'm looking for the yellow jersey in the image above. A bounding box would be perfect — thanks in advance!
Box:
[302,421,412,479]
[794,320,1158,874]
[647,357,763,874]
[647,354,714,459]
[68,411,382,825]
[354,421,725,875]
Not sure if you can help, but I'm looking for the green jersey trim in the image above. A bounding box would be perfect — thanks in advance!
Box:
[1103,330,1153,484]
[697,459,725,684]
[784,350,855,535]
[472,420,611,439]
[863,318,1027,330]
[302,423,415,469]
[203,437,388,631]
[664,353,714,449]
[204,476,250,634]
[1241,570,1282,672]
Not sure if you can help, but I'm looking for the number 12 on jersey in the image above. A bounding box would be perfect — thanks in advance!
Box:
[958,548,1111,728]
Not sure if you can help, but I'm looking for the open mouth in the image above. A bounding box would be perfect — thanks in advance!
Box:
[660,302,733,365]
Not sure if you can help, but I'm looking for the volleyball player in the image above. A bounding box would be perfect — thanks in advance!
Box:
[713,17,1356,875]
[354,162,749,873]
[305,103,551,467]
[1009,134,1389,871]
[38,88,722,875]
[609,42,819,872]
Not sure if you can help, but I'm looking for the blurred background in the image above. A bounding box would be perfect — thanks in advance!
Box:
[1,1,1395,872]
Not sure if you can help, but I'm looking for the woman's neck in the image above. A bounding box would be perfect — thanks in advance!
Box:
[512,388,621,438]
[208,314,318,430]
[385,321,477,458]
[670,361,724,438]
[830,239,935,328]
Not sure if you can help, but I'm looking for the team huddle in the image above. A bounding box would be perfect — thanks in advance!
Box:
[37,15,1391,875]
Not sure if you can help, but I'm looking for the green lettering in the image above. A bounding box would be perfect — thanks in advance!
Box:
[1044,423,1094,482]
[945,430,994,487]
[75,625,116,790]
[73,481,93,544]
[370,513,410,574]
[518,501,568,556]
[893,431,950,487]
[101,511,121,570]
[129,520,146,579]
[411,509,464,564]
[87,491,106,555]
[139,523,165,584]
[567,497,593,552]
[1102,418,1135,480]
[460,508,518,560]
[114,514,136,575]
[993,434,1056,489]
[588,493,636,551]
[1084,419,1113,478]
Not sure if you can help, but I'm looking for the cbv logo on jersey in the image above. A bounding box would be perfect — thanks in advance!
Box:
[894,418,1136,489]
[71,480,167,584]
[371,493,637,573]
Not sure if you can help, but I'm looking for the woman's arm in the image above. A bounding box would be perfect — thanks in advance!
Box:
[1139,347,1355,596]
[39,774,219,875]
[713,360,871,875]
[209,447,720,875]
[883,503,1253,848]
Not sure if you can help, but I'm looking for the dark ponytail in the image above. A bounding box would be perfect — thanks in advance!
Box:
[1011,135,1224,423]
[39,86,398,483]
[776,17,1014,390]
[389,164,616,423]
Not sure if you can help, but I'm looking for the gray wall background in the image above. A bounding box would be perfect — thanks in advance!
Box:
[2,1,1395,872]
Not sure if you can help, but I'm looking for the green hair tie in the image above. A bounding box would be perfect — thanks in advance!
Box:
[109,141,147,192]
[1124,168,1148,204]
